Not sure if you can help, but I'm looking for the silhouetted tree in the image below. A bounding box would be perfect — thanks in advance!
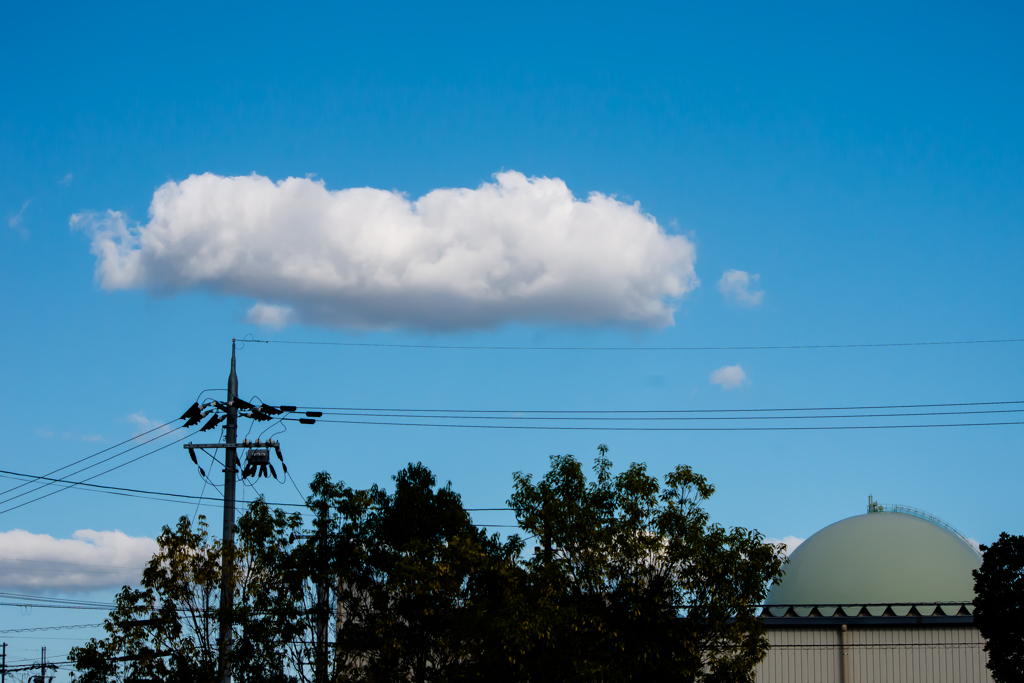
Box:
[72,451,784,683]
[973,532,1024,682]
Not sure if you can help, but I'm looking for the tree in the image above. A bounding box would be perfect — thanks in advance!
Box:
[70,514,295,683]
[337,462,522,682]
[69,515,222,683]
[973,532,1024,682]
[507,446,786,683]
[71,453,782,683]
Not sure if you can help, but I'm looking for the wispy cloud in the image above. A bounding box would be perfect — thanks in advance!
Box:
[709,364,747,389]
[8,200,31,238]
[127,412,171,437]
[59,173,74,186]
[37,428,104,442]
[0,529,156,592]
[718,269,763,307]
[764,535,805,556]
[72,171,699,330]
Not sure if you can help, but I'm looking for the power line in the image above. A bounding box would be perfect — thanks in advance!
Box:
[0,425,184,509]
[0,430,196,516]
[244,337,1024,351]
[0,471,228,510]
[0,469,513,513]
[0,623,103,634]
[284,416,1024,432]
[0,469,250,504]
[294,399,1024,414]
[0,419,177,500]
[298,408,1024,422]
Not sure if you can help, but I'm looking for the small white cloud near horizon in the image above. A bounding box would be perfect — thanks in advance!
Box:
[8,200,31,237]
[72,170,699,330]
[0,529,157,592]
[246,302,296,328]
[709,364,747,389]
[718,269,763,306]
[765,536,805,556]
[127,412,171,436]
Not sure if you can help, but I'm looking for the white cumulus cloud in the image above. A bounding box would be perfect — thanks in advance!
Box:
[764,535,805,556]
[71,171,699,330]
[0,529,156,592]
[709,364,747,389]
[718,269,763,306]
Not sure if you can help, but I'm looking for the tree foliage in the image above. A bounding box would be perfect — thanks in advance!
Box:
[71,448,784,683]
[69,516,223,683]
[507,447,784,682]
[973,532,1024,682]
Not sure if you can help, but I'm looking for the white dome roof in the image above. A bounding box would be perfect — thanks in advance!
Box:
[765,511,981,617]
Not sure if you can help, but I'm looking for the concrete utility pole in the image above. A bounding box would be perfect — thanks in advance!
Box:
[315,526,329,683]
[2,641,6,683]
[219,340,239,683]
[182,339,292,683]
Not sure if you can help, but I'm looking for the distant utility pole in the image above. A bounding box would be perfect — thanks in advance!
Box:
[28,646,53,683]
[2,641,6,683]
[292,514,331,683]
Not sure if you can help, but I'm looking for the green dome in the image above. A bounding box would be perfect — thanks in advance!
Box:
[765,511,982,617]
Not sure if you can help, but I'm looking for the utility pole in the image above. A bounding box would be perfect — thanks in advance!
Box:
[2,641,6,683]
[219,340,239,683]
[180,339,295,683]
[316,521,329,683]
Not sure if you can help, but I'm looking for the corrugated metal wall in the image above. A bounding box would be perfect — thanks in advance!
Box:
[756,625,842,682]
[755,624,992,683]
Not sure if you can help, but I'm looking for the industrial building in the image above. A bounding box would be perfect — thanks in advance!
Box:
[756,498,990,682]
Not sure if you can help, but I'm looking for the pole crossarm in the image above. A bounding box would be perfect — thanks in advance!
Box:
[184,440,280,449]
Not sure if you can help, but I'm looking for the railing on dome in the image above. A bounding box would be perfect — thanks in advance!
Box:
[868,498,982,555]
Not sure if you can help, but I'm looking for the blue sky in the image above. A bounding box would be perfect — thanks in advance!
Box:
[2,0,1022,665]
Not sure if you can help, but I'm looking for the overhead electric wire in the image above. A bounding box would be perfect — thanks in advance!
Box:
[244,337,1024,351]
[0,419,178,500]
[0,592,114,608]
[299,407,1024,422]
[0,430,197,516]
[296,399,1024,414]
[0,469,227,505]
[0,468,515,515]
[0,425,184,509]
[283,416,1024,432]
